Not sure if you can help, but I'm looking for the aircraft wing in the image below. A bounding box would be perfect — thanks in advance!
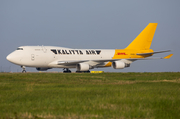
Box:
[136,50,171,55]
[57,60,89,65]
[55,54,173,66]
[93,54,173,62]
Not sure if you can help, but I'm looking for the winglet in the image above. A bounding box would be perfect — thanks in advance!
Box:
[163,54,173,59]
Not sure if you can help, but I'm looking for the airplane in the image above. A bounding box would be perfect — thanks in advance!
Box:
[6,23,173,73]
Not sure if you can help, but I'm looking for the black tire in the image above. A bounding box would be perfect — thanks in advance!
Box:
[22,70,26,73]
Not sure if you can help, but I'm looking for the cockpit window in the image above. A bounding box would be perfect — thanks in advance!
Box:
[17,48,23,50]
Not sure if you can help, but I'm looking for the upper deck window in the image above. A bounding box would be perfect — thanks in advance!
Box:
[17,48,23,50]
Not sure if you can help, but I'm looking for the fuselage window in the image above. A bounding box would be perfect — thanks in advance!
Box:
[17,48,23,50]
[51,49,57,54]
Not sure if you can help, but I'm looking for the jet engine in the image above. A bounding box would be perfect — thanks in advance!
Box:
[76,63,90,71]
[112,61,129,69]
[36,67,51,71]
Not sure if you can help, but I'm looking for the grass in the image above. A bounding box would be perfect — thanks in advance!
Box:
[0,72,180,118]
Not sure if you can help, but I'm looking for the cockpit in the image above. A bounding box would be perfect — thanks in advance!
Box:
[17,47,23,50]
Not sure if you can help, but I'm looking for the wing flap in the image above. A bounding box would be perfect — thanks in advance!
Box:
[53,53,173,66]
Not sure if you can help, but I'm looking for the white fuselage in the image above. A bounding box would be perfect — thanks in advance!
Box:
[7,46,115,69]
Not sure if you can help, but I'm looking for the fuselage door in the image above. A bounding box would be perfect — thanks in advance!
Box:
[42,46,47,53]
[31,54,35,61]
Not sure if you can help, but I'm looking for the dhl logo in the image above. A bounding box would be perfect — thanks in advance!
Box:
[117,52,127,55]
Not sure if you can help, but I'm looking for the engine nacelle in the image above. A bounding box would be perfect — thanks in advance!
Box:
[36,67,50,71]
[112,61,125,69]
[76,63,90,71]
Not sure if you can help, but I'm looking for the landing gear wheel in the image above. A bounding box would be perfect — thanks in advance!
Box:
[86,70,90,73]
[22,70,26,73]
[21,66,26,73]
[63,68,71,73]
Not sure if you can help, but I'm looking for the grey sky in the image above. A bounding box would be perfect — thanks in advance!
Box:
[1,0,180,72]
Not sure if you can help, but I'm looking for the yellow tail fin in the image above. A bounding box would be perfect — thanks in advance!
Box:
[125,23,158,50]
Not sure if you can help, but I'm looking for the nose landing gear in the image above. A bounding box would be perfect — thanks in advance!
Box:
[21,66,26,73]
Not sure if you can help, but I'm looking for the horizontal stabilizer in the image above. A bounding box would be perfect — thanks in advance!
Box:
[136,50,171,55]
[133,54,173,60]
[163,54,173,59]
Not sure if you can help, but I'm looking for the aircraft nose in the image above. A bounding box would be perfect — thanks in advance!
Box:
[6,52,22,65]
[6,54,13,62]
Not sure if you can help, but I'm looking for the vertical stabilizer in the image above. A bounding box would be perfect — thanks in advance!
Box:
[125,23,158,50]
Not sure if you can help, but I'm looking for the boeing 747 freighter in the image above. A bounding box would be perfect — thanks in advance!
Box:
[6,23,173,73]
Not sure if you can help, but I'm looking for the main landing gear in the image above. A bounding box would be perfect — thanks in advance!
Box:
[63,68,71,73]
[62,68,91,73]
[21,66,26,73]
[76,70,90,73]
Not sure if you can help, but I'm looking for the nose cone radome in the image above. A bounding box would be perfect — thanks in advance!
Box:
[6,54,14,62]
[6,52,22,65]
